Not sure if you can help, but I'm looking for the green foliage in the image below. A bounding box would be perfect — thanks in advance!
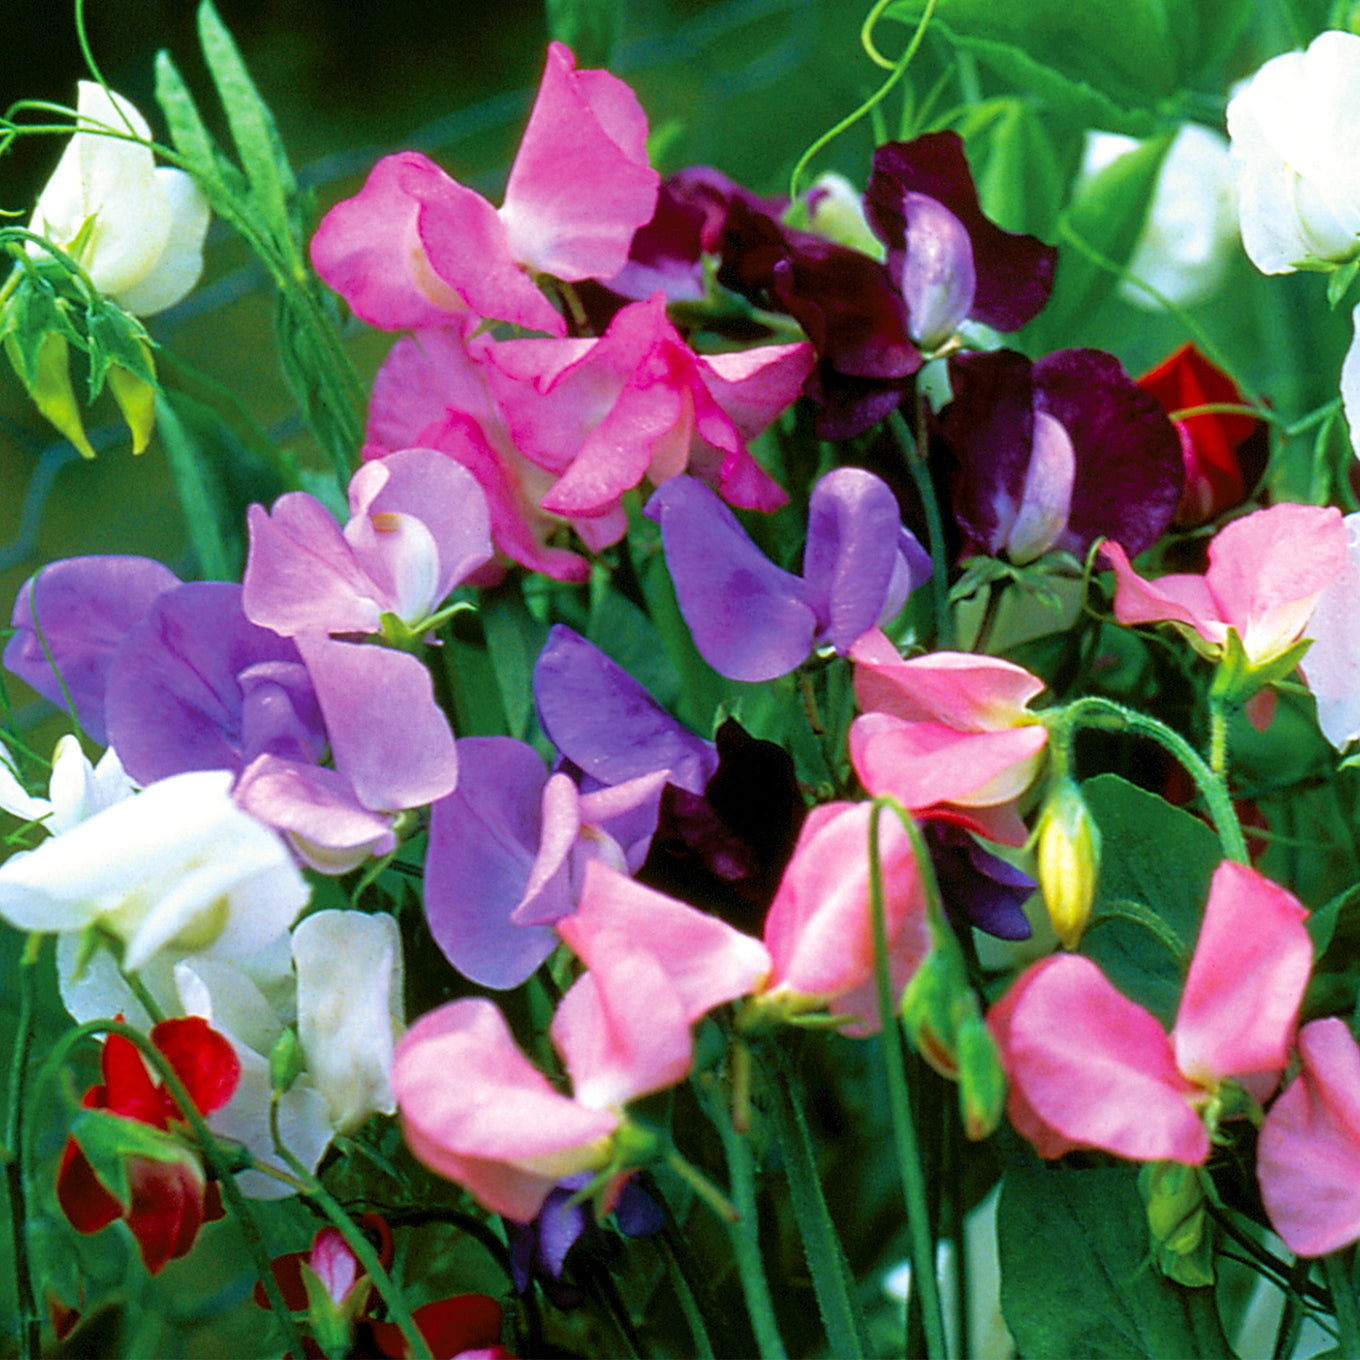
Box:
[545,0,621,68]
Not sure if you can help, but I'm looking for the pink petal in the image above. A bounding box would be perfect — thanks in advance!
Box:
[1173,861,1311,1088]
[995,954,1209,1163]
[500,42,659,282]
[309,153,468,330]
[1100,540,1226,647]
[1258,1018,1360,1257]
[394,998,619,1221]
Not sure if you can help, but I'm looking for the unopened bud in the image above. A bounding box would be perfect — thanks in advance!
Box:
[1036,780,1101,949]
[5,330,94,458]
[107,342,157,454]
[1139,1160,1214,1286]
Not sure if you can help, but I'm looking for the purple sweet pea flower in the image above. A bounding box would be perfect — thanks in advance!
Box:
[937,348,1184,563]
[424,736,668,988]
[4,555,181,744]
[925,822,1034,941]
[643,469,930,682]
[534,625,718,793]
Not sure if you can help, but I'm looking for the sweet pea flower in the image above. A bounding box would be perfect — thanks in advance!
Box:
[57,1017,239,1274]
[0,734,134,834]
[1137,345,1268,528]
[1079,126,1239,310]
[849,629,1049,846]
[989,861,1312,1165]
[1226,31,1360,275]
[1300,511,1360,749]
[937,348,1184,565]
[1101,502,1347,671]
[29,82,210,316]
[643,469,929,681]
[0,769,308,972]
[310,42,658,335]
[1257,1018,1360,1257]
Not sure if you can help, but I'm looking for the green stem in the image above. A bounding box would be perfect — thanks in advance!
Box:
[890,407,954,650]
[1208,694,1229,782]
[868,802,949,1360]
[1053,696,1248,864]
[765,1047,868,1359]
[26,1019,310,1360]
[269,1113,433,1360]
[5,934,41,1360]
[1325,1249,1360,1358]
[703,1076,788,1360]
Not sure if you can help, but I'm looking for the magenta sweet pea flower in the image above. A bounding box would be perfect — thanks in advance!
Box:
[1258,1018,1360,1257]
[483,292,811,521]
[643,469,929,681]
[311,42,659,336]
[849,630,1049,846]
[1102,501,1348,669]
[990,861,1312,1165]
[937,348,1184,564]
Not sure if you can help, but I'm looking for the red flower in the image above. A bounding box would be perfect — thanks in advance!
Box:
[1138,344,1269,527]
[56,1017,239,1275]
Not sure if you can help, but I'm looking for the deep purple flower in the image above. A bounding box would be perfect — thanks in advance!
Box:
[936,348,1184,563]
[644,469,929,682]
[925,822,1034,941]
[4,555,181,744]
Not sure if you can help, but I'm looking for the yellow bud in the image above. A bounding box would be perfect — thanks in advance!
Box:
[107,342,157,454]
[5,331,94,458]
[1036,780,1101,949]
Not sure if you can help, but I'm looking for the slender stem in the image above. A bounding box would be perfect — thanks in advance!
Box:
[1208,695,1229,782]
[765,1046,867,1359]
[5,934,41,1360]
[656,1227,719,1360]
[1053,696,1248,864]
[890,407,953,650]
[703,1076,788,1360]
[868,802,949,1359]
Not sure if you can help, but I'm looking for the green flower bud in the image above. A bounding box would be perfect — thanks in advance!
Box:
[5,330,94,458]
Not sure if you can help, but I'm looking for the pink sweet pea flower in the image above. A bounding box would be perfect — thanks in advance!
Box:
[311,42,659,336]
[848,629,1049,845]
[1101,503,1347,669]
[1257,1018,1360,1257]
[990,860,1312,1165]
[483,292,812,520]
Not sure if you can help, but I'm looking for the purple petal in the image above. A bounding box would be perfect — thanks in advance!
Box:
[644,477,814,682]
[534,626,717,793]
[425,737,560,988]
[895,192,977,349]
[927,823,1034,940]
[103,582,321,785]
[295,633,457,812]
[4,555,181,744]
[1034,349,1184,559]
[802,468,925,652]
[867,133,1056,332]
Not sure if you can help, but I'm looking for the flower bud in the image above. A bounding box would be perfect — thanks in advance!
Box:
[4,330,94,458]
[1139,1161,1214,1286]
[107,343,157,454]
[1036,780,1101,949]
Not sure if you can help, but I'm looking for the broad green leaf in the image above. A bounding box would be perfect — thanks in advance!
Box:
[1078,773,1221,1027]
[480,582,548,741]
[998,1150,1234,1358]
[197,0,301,267]
[1036,132,1172,347]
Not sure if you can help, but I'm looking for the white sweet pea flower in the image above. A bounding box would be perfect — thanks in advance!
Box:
[1081,125,1239,309]
[1226,31,1360,275]
[1302,510,1360,749]
[1345,304,1360,458]
[0,735,135,833]
[0,768,308,971]
[29,82,210,315]
[293,909,404,1134]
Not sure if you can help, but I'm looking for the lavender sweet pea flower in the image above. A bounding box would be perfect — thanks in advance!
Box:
[937,348,1183,563]
[644,469,929,682]
[4,555,181,744]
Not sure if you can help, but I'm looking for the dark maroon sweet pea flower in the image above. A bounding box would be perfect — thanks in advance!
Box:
[103,582,325,787]
[865,132,1057,338]
[643,469,929,682]
[937,347,1184,563]
[925,822,1034,941]
[534,625,717,793]
[4,555,181,744]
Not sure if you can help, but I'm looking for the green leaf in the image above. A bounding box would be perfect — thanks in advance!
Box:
[588,565,681,710]
[998,1151,1233,1358]
[1037,132,1173,346]
[545,0,621,67]
[196,0,301,267]
[480,582,548,741]
[1078,774,1221,1027]
[153,49,248,203]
